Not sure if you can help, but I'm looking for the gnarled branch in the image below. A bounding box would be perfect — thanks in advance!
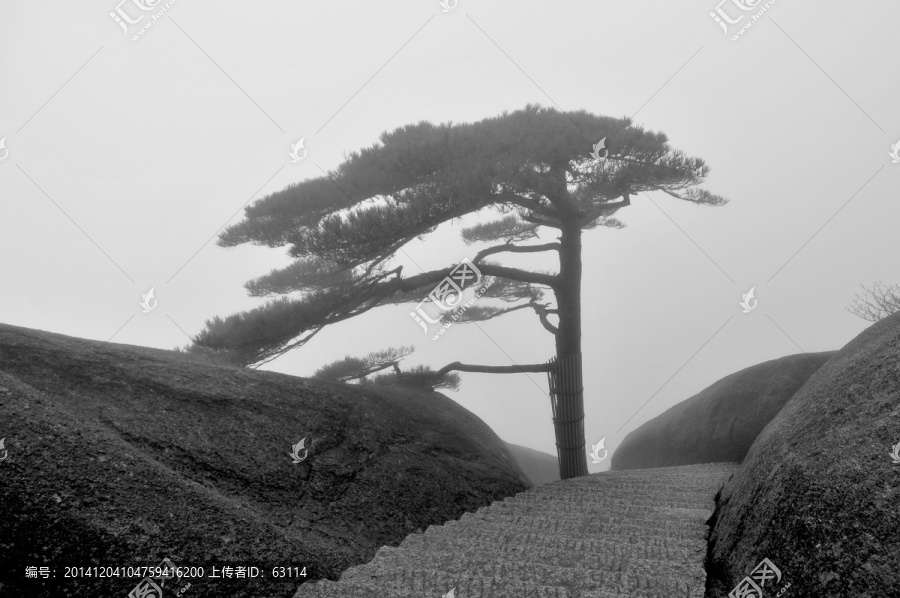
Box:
[473,241,561,264]
[432,361,552,378]
[533,303,559,335]
[477,263,558,288]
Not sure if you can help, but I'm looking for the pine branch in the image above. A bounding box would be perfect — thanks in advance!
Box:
[477,263,557,288]
[460,214,540,245]
[314,345,415,382]
[200,105,728,369]
[472,241,561,264]
[431,361,552,378]
[658,187,728,207]
[532,302,559,335]
[439,303,532,325]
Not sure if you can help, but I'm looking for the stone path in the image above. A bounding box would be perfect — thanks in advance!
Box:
[293,463,737,598]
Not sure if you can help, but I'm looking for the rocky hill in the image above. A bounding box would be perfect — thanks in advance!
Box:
[0,323,530,598]
[503,442,560,486]
[706,313,900,596]
[611,351,834,470]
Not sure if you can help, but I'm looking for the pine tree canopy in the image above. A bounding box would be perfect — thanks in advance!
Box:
[192,104,726,367]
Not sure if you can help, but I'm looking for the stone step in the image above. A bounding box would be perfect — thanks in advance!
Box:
[503,490,712,503]
[303,570,574,598]
[467,502,712,524]
[406,527,702,558]
[372,538,701,569]
[340,560,701,595]
[293,463,737,598]
[397,528,700,554]
[352,548,703,585]
[443,514,706,537]
[510,487,712,503]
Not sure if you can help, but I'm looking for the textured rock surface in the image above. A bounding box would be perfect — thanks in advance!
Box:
[707,312,900,597]
[612,351,834,471]
[504,442,560,486]
[0,323,530,598]
[294,463,737,597]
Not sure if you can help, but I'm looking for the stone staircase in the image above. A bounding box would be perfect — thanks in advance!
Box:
[293,463,737,598]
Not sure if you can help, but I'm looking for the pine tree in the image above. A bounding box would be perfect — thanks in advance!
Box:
[192,105,726,479]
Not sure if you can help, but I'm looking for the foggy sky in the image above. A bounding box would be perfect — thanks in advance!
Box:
[2,0,898,471]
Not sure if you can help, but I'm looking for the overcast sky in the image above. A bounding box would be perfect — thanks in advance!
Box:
[2,0,898,471]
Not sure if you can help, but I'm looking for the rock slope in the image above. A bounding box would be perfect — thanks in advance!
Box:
[294,462,737,597]
[612,352,834,470]
[0,323,530,598]
[706,313,900,597]
[504,442,561,486]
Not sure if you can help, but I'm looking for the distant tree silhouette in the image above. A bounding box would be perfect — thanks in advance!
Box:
[191,105,726,479]
[848,281,900,322]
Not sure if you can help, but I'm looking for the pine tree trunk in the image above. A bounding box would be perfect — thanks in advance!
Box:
[552,224,589,480]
